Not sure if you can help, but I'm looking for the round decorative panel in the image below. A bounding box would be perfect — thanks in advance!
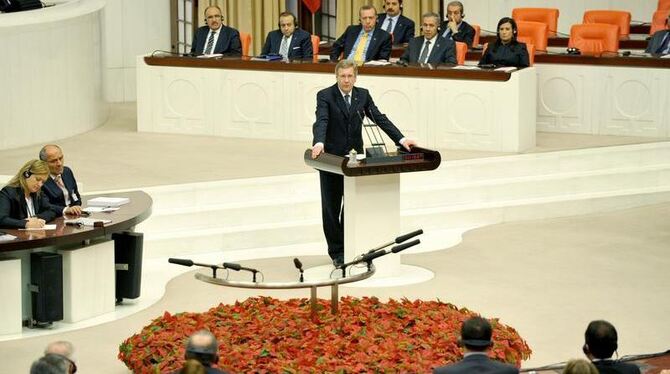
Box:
[614,80,650,118]
[540,77,576,115]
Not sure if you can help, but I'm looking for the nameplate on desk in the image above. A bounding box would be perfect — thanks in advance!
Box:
[87,197,130,207]
[252,54,283,61]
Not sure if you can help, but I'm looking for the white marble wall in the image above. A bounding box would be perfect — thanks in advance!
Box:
[137,58,537,152]
[102,0,171,102]
[536,64,670,137]
[0,0,108,150]
[451,0,657,34]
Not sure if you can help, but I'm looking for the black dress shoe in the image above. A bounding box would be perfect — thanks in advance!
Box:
[332,257,344,267]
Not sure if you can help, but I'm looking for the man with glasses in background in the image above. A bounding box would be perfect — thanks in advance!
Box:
[191,5,241,56]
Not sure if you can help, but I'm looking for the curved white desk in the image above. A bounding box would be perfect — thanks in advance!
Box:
[0,0,108,150]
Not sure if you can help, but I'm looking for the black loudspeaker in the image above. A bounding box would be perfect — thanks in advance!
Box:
[113,231,143,302]
[30,252,63,324]
[0,0,43,13]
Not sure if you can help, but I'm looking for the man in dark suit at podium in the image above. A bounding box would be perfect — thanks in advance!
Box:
[311,60,416,266]
[376,0,415,45]
[329,5,392,62]
[191,5,241,56]
[400,12,456,64]
[39,145,82,216]
[261,12,313,60]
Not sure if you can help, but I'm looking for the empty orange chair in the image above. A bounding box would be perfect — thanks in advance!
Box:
[659,0,670,10]
[583,10,631,37]
[512,8,560,37]
[517,21,548,52]
[472,24,481,47]
[239,32,252,56]
[311,34,320,61]
[650,10,670,35]
[568,23,620,55]
[455,41,467,64]
[518,41,536,66]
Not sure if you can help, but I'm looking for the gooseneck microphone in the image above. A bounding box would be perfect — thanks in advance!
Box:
[337,239,421,276]
[365,229,424,255]
[168,258,227,278]
[222,262,261,282]
[293,258,304,282]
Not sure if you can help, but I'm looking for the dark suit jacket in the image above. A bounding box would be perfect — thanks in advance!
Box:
[312,84,404,157]
[377,13,415,44]
[41,166,81,212]
[645,29,670,55]
[440,20,476,47]
[479,42,530,68]
[433,354,519,374]
[329,25,392,61]
[0,185,59,229]
[261,28,313,60]
[400,35,456,64]
[593,359,641,374]
[191,25,242,56]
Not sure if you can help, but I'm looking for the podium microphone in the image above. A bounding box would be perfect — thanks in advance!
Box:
[366,229,424,255]
[168,258,226,278]
[223,262,261,283]
[293,258,304,282]
[337,239,421,274]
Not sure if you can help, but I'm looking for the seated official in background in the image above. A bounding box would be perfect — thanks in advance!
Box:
[191,5,241,56]
[39,144,82,217]
[582,320,641,374]
[433,317,519,374]
[174,330,229,374]
[646,13,670,56]
[261,11,313,60]
[30,353,71,374]
[376,0,415,45]
[0,160,76,229]
[330,5,392,62]
[440,1,475,48]
[400,12,456,65]
[479,17,529,68]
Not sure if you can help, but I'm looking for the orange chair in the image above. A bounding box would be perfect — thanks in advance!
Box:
[455,41,467,64]
[568,23,620,55]
[239,32,252,56]
[650,9,670,35]
[582,10,631,37]
[311,34,320,61]
[659,0,670,10]
[512,8,560,37]
[517,21,548,52]
[472,24,481,47]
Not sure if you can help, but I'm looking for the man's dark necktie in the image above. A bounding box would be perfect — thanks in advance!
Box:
[419,40,431,63]
[344,94,351,110]
[204,31,216,54]
[385,18,394,33]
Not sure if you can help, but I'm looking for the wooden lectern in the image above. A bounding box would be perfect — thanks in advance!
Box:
[304,147,441,277]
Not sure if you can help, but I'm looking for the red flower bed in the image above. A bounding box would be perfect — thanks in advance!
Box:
[119,297,531,373]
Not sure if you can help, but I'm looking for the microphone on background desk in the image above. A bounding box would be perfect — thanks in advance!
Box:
[293,258,304,282]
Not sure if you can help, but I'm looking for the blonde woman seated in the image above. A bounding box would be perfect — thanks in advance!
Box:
[0,160,77,229]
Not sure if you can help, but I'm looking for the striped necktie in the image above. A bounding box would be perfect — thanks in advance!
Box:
[279,36,290,59]
[352,32,369,62]
[204,31,216,54]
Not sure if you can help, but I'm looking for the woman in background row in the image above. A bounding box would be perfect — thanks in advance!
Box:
[479,17,530,68]
[0,159,74,229]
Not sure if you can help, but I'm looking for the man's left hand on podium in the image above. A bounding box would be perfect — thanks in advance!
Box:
[401,139,417,151]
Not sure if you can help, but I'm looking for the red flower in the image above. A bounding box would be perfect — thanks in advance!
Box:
[119,297,532,373]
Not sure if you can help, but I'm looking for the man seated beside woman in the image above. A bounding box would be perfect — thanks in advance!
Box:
[479,17,529,68]
[0,160,80,229]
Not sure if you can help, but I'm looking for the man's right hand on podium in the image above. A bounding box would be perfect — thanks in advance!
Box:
[311,143,324,159]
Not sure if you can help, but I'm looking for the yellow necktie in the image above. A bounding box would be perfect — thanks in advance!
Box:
[353,32,369,62]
